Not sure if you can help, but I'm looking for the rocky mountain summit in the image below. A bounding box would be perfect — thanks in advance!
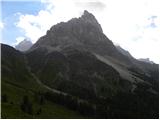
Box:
[30,10,104,50]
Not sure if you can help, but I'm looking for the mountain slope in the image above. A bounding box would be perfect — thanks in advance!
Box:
[26,47,128,99]
[1,44,86,118]
[1,44,40,90]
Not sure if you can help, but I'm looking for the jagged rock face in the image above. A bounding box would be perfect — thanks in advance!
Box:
[81,10,103,33]
[15,39,33,52]
[31,10,105,50]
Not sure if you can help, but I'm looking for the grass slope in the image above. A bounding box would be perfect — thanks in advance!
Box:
[1,80,85,119]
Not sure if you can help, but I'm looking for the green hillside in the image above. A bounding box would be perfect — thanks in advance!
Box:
[1,44,85,119]
[1,81,85,119]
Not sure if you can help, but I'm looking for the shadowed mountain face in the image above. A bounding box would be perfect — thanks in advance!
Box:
[1,10,159,118]
[26,47,123,99]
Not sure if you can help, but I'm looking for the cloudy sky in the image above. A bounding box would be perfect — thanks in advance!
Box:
[1,0,160,63]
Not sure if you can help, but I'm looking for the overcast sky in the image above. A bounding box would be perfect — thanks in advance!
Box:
[1,0,160,63]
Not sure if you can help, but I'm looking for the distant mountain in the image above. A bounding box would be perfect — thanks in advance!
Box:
[116,45,155,64]
[138,58,154,64]
[15,39,33,51]
[2,10,159,118]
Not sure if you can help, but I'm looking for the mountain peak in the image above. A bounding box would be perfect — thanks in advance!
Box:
[80,10,103,32]
[31,10,105,51]
[83,10,93,16]
[81,10,96,21]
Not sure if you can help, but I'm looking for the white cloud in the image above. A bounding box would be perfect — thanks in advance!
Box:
[16,0,83,43]
[16,0,160,63]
